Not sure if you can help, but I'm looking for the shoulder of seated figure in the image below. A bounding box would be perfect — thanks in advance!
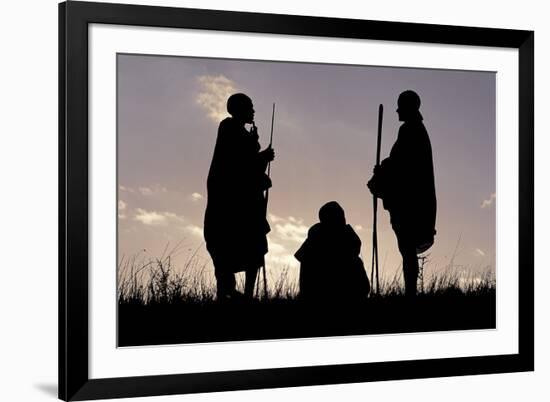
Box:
[307,223,323,236]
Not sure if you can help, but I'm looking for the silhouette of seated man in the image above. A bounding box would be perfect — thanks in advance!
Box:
[294,201,370,303]
[367,90,436,297]
[204,93,275,301]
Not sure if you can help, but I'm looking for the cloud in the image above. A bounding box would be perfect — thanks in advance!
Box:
[119,185,167,196]
[196,75,237,122]
[134,208,168,225]
[119,185,135,193]
[138,187,154,196]
[268,213,284,223]
[268,239,287,254]
[256,215,311,269]
[475,248,486,257]
[265,253,297,268]
[190,192,204,202]
[266,238,297,268]
[162,212,186,224]
[133,208,205,242]
[274,217,308,244]
[481,193,496,209]
[134,208,185,226]
[118,200,127,219]
[138,185,167,196]
[185,224,204,238]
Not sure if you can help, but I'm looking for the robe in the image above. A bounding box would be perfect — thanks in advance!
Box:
[204,117,271,272]
[295,223,370,302]
[369,118,437,252]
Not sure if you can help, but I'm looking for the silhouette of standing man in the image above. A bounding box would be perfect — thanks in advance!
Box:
[368,90,436,297]
[204,93,275,301]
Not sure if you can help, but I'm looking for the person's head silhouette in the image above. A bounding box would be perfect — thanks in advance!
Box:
[319,201,346,227]
[227,93,255,124]
[397,90,423,122]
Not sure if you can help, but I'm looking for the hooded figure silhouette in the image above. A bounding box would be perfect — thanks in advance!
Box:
[294,201,370,303]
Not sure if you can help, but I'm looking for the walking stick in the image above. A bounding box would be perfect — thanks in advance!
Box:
[371,104,383,295]
[258,103,276,300]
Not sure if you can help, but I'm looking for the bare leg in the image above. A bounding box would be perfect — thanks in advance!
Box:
[402,248,419,297]
[396,233,419,297]
[244,268,259,299]
[214,263,236,301]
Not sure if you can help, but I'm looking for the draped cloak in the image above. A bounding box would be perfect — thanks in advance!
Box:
[369,118,437,252]
[204,117,271,272]
[294,223,370,302]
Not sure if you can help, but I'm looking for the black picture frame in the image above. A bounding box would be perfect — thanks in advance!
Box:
[59,1,534,400]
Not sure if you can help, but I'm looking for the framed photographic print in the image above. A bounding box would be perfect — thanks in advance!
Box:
[59,1,534,400]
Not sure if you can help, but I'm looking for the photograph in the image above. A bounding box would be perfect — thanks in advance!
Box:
[116,54,497,347]
[56,1,535,400]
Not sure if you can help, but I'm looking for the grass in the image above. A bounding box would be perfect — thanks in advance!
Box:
[118,244,495,305]
[117,245,496,346]
[118,242,216,306]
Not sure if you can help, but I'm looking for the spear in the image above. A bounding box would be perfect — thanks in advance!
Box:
[371,104,383,295]
[265,103,276,205]
[259,103,275,300]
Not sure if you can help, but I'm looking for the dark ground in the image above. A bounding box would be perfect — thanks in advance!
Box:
[118,292,496,346]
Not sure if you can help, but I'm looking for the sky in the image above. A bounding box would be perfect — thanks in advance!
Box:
[117,53,496,289]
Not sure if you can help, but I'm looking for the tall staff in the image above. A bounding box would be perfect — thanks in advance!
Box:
[371,104,383,295]
[256,103,276,299]
[265,103,276,206]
